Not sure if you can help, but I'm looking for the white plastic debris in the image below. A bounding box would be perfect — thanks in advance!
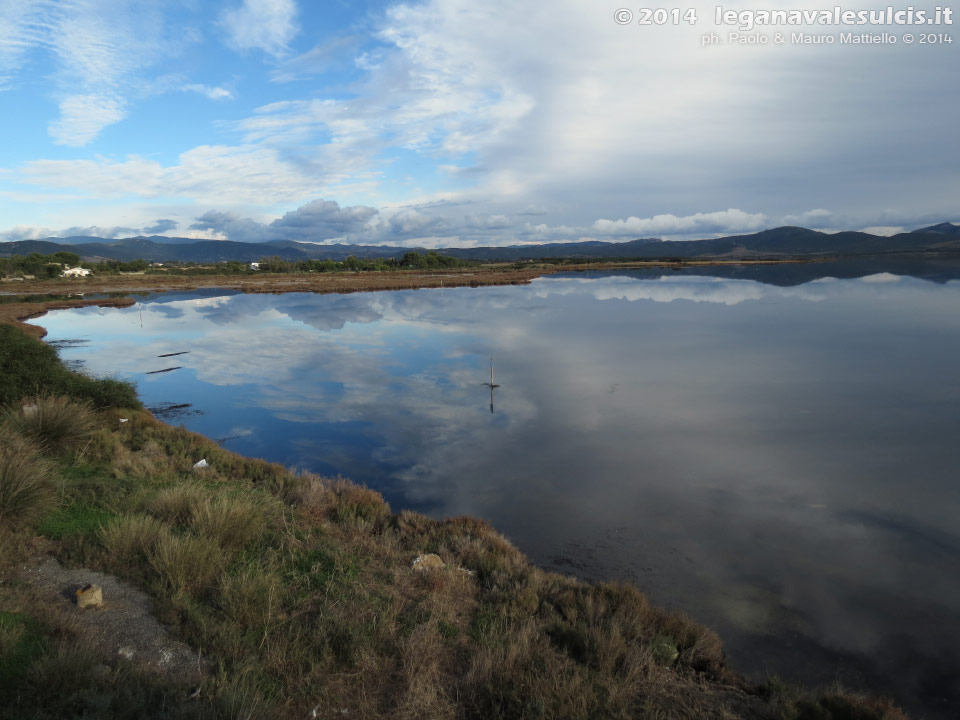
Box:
[119,418,129,424]
[192,459,208,470]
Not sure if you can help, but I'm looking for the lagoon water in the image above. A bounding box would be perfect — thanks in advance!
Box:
[41,262,960,717]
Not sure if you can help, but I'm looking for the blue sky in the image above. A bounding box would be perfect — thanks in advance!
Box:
[0,0,957,246]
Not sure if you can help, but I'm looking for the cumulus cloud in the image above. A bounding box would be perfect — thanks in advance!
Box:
[782,209,836,228]
[3,0,956,238]
[272,199,379,239]
[191,200,378,243]
[220,0,298,57]
[0,218,181,242]
[190,211,274,243]
[143,218,178,234]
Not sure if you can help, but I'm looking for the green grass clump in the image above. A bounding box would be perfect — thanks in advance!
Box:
[37,504,116,541]
[3,395,97,454]
[0,428,54,526]
[0,612,44,690]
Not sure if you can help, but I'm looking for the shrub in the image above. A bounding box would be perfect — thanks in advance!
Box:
[0,428,54,525]
[2,395,97,454]
[330,480,391,526]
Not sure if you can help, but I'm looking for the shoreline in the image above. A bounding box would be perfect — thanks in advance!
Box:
[0,273,910,719]
[1,259,816,337]
[1,258,817,297]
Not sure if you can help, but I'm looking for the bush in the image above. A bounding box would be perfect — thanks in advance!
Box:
[2,395,97,454]
[0,428,54,526]
[0,325,139,409]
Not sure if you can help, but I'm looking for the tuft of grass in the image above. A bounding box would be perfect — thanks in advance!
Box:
[2,395,97,454]
[218,564,282,629]
[145,483,207,524]
[98,513,166,572]
[0,428,54,526]
[293,475,390,527]
[37,504,116,541]
[331,480,391,526]
[148,530,227,595]
[0,611,44,690]
[189,495,269,550]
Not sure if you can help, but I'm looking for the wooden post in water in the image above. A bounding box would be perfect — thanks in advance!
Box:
[484,356,500,414]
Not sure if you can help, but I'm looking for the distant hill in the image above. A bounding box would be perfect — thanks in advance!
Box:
[1,223,957,263]
[912,222,960,236]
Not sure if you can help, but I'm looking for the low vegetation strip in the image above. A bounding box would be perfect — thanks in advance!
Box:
[0,303,908,718]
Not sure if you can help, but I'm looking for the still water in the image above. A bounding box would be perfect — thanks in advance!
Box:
[41,262,960,717]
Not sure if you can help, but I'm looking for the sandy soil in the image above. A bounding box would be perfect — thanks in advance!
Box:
[16,557,207,684]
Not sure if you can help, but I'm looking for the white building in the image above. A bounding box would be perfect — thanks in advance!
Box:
[62,267,92,277]
[249,262,260,270]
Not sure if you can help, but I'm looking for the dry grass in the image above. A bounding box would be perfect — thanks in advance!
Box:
[295,474,392,528]
[188,494,270,549]
[98,514,166,571]
[144,483,208,524]
[2,395,98,455]
[148,530,227,595]
[0,426,54,526]
[218,563,282,629]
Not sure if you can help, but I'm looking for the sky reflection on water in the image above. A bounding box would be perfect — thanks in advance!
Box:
[40,267,960,717]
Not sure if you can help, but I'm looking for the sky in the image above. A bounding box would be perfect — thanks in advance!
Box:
[0,0,956,247]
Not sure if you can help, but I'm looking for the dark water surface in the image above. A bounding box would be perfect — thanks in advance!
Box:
[41,262,960,717]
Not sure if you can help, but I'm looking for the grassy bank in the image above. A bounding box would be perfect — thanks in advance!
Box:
[0,314,907,719]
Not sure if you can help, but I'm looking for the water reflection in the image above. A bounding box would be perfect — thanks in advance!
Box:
[40,264,960,718]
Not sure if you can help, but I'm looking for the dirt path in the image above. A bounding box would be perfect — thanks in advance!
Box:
[17,557,207,684]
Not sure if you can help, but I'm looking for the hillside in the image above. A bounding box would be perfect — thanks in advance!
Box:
[1,223,957,264]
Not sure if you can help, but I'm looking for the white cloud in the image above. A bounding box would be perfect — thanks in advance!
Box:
[20,145,326,205]
[220,0,299,57]
[182,83,234,101]
[0,1,199,145]
[859,226,903,237]
[592,209,768,238]
[48,94,126,146]
[0,3,37,90]
[782,209,835,228]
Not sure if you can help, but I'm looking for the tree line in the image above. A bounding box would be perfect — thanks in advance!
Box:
[0,250,471,279]
[255,251,469,273]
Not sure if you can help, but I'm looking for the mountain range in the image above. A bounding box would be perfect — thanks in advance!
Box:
[1,222,958,264]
